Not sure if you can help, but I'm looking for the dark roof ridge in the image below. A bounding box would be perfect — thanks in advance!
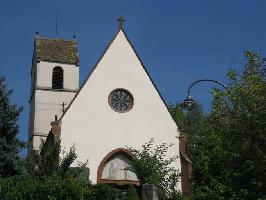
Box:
[36,36,77,42]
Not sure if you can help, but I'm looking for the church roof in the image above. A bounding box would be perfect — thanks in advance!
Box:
[34,36,79,65]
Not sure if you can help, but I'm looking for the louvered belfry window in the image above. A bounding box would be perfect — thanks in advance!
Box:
[52,66,63,89]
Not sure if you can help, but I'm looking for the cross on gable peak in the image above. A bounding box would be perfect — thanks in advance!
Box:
[117,16,125,30]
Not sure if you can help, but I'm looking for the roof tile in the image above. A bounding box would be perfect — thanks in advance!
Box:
[35,37,79,65]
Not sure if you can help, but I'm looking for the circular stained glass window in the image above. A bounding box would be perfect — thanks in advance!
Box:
[108,89,134,113]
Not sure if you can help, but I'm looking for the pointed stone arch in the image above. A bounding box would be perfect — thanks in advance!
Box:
[97,148,140,186]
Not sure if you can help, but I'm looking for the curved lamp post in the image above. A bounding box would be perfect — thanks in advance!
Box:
[180,79,228,110]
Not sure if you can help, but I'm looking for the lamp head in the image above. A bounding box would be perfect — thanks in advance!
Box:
[180,95,195,110]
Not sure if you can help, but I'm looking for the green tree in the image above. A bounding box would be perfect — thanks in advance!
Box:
[184,103,207,165]
[189,51,266,199]
[27,141,89,180]
[169,102,206,165]
[0,176,119,200]
[169,51,266,199]
[169,103,188,129]
[125,184,140,200]
[128,138,182,199]
[0,76,25,178]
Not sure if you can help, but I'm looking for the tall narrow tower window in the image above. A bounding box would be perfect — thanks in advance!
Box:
[52,66,63,89]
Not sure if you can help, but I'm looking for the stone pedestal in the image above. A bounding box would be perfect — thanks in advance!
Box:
[142,184,159,200]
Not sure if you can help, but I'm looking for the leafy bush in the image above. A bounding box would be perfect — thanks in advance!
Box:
[128,138,182,199]
[0,176,118,200]
[91,184,119,200]
[125,184,140,200]
[27,142,84,178]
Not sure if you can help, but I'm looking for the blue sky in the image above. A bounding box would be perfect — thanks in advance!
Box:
[0,0,266,144]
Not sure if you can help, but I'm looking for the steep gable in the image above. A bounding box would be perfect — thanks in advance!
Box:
[59,29,181,187]
[60,29,179,128]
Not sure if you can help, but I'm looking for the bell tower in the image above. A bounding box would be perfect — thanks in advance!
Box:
[28,32,79,151]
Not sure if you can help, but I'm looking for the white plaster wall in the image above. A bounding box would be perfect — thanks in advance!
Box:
[32,90,76,150]
[32,135,46,151]
[36,61,79,90]
[60,30,181,189]
[29,60,79,150]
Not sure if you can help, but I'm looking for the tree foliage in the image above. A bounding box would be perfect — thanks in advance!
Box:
[128,138,182,199]
[169,102,206,161]
[27,140,89,181]
[9,141,118,200]
[170,51,266,199]
[0,176,118,200]
[200,51,266,199]
[125,184,140,200]
[0,76,25,178]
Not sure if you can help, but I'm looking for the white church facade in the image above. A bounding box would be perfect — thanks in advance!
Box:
[28,22,191,194]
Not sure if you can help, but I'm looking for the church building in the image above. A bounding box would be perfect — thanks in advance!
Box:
[28,19,191,195]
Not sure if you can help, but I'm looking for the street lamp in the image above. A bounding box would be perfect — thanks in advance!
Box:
[181,79,228,110]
